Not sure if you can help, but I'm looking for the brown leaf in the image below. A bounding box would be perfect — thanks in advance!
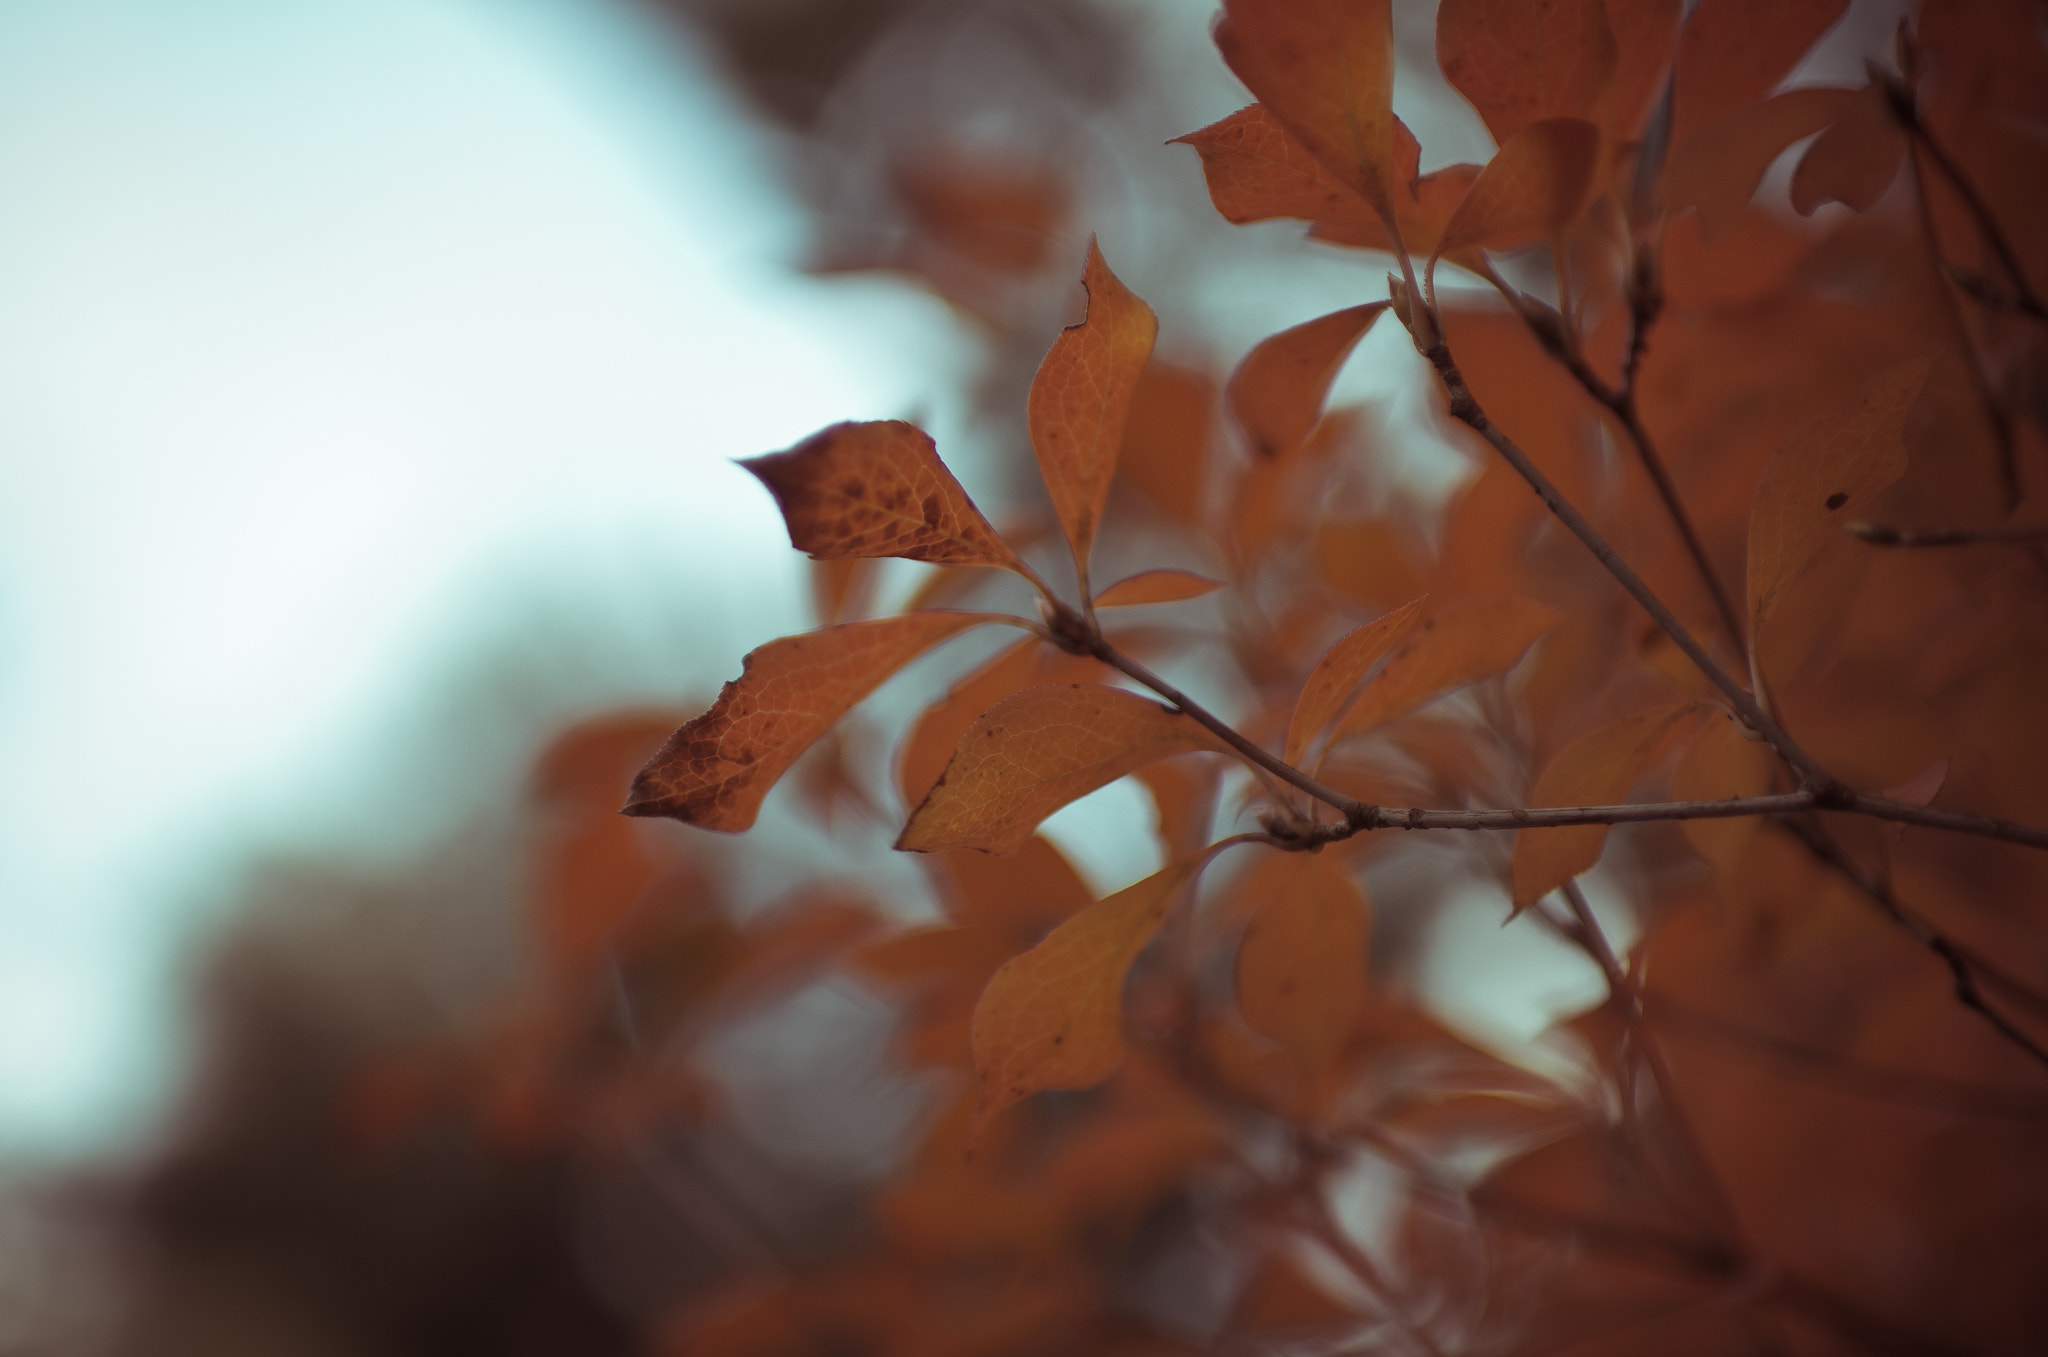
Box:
[1171,104,1383,236]
[1325,594,1562,750]
[1286,596,1428,765]
[1435,117,1602,261]
[1789,82,1908,216]
[1672,0,1849,138]
[1659,87,1862,240]
[1602,0,1682,143]
[898,684,1224,855]
[625,612,1000,831]
[1093,569,1225,608]
[1746,356,1933,647]
[1116,359,1217,527]
[1027,240,1159,582]
[1436,0,1619,148]
[895,638,1111,811]
[1511,701,1708,909]
[1226,303,1390,460]
[1671,705,1777,873]
[971,857,1202,1132]
[1215,0,1400,216]
[743,420,1031,575]
[1235,853,1371,1069]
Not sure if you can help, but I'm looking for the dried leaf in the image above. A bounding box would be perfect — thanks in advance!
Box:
[1028,240,1159,581]
[1671,705,1776,872]
[898,684,1224,855]
[743,421,1030,574]
[1235,853,1371,1069]
[1789,83,1908,216]
[1436,0,1619,147]
[1326,595,1562,749]
[1746,357,1933,647]
[1215,0,1400,216]
[1659,87,1862,240]
[1435,117,1602,261]
[625,612,1000,831]
[1226,303,1390,460]
[1602,0,1682,143]
[1511,701,1708,909]
[1093,569,1225,608]
[895,638,1110,810]
[1171,104,1383,235]
[1672,0,1849,137]
[1286,597,1428,765]
[1116,360,1216,526]
[1309,162,1485,259]
[971,858,1202,1131]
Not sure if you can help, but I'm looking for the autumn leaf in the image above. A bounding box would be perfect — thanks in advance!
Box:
[1671,0,1849,138]
[1601,0,1682,143]
[1434,117,1602,263]
[1659,88,1862,240]
[1028,240,1159,584]
[1511,701,1709,910]
[1324,595,1562,751]
[1235,853,1370,1069]
[1789,82,1908,216]
[1436,0,1618,148]
[625,612,1002,832]
[1285,596,1427,765]
[898,684,1223,855]
[742,420,1034,578]
[895,638,1110,811]
[1170,104,1384,236]
[1226,303,1389,461]
[1746,356,1933,648]
[1093,569,1224,607]
[971,857,1203,1132]
[1215,0,1400,218]
[1671,705,1776,873]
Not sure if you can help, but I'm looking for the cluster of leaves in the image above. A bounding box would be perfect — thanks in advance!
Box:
[365,1,2048,1352]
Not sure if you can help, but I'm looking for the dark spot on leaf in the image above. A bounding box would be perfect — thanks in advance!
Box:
[1825,492,1848,510]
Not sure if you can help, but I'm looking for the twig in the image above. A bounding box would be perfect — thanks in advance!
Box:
[1849,521,2048,547]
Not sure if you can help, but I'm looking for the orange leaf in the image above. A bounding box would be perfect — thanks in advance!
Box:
[1116,360,1217,527]
[1602,0,1682,144]
[1311,162,1485,260]
[1789,83,1908,216]
[1215,0,1400,216]
[1325,595,1562,749]
[625,612,1000,831]
[1671,0,1849,138]
[970,857,1202,1132]
[1285,596,1428,765]
[1235,853,1371,1069]
[895,638,1110,810]
[1436,0,1619,148]
[1226,303,1390,460]
[1511,701,1708,909]
[1659,87,1862,240]
[897,684,1223,855]
[1093,569,1225,607]
[1435,117,1602,261]
[1027,240,1159,582]
[743,420,1031,576]
[1170,104,1383,236]
[1671,705,1776,873]
[1746,357,1933,647]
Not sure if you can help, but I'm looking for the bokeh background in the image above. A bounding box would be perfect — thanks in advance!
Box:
[0,0,1909,1352]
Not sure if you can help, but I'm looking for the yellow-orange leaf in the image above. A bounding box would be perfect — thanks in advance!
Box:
[971,858,1202,1132]
[1093,569,1225,608]
[1746,357,1933,647]
[1672,0,1848,138]
[742,420,1030,574]
[625,612,998,832]
[1435,117,1601,260]
[1286,597,1427,765]
[1659,88,1861,240]
[1226,303,1390,460]
[898,684,1223,855]
[1028,240,1159,580]
[1512,702,1709,909]
[1436,0,1618,148]
[1326,595,1561,749]
[1235,854,1370,1069]
[895,639,1109,810]
[1215,0,1399,216]
[1170,104,1383,235]
[1671,706,1776,873]
[1789,83,1907,216]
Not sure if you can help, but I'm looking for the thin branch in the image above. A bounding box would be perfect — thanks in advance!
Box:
[1849,520,2048,547]
[1417,331,1829,789]
[1837,788,2048,853]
